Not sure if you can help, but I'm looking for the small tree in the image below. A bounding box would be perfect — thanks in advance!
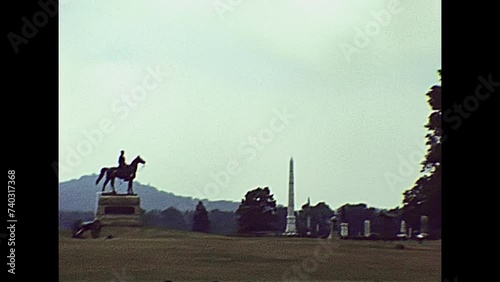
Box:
[192,201,210,233]
[236,187,277,234]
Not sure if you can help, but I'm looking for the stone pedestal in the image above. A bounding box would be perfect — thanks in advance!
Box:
[95,193,143,227]
[283,215,297,236]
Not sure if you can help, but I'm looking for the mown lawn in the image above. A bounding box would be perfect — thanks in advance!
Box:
[59,227,440,281]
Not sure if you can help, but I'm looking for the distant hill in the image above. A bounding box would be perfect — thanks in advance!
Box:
[59,175,239,212]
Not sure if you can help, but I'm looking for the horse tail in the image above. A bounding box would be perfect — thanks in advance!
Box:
[95,168,108,185]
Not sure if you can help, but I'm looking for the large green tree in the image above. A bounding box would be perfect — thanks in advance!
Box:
[236,187,277,234]
[192,201,210,233]
[402,70,441,237]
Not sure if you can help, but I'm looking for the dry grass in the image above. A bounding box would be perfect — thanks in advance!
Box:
[59,227,440,281]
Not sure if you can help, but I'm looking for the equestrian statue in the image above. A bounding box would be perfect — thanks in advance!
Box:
[95,150,146,195]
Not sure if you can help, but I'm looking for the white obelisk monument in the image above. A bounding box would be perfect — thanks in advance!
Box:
[284,157,297,235]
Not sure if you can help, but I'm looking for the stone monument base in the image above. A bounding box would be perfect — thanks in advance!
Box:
[283,215,298,236]
[95,193,143,227]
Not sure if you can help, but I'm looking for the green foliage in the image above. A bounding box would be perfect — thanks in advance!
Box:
[236,187,278,234]
[297,201,335,237]
[270,206,287,233]
[142,208,238,235]
[402,70,442,237]
[192,201,210,233]
[160,207,189,231]
[142,209,163,227]
[208,209,238,235]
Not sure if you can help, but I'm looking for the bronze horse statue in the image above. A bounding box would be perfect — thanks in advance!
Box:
[95,155,146,195]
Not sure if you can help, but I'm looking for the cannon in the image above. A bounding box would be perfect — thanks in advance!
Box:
[72,219,102,239]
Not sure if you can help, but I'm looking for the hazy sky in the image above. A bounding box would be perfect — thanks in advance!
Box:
[59,0,441,210]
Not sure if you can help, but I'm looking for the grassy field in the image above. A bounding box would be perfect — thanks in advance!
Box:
[59,227,441,281]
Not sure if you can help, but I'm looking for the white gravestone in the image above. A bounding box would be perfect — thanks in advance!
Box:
[397,220,407,239]
[364,220,371,237]
[328,216,337,239]
[340,223,348,238]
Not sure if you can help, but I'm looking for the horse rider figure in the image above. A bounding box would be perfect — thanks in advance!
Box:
[118,150,127,169]
[118,150,134,179]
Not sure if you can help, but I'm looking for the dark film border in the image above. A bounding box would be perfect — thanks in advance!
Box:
[5,0,499,281]
[4,0,59,281]
[442,0,497,281]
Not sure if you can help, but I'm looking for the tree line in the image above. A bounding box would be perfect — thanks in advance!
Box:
[61,70,441,238]
[60,196,423,239]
